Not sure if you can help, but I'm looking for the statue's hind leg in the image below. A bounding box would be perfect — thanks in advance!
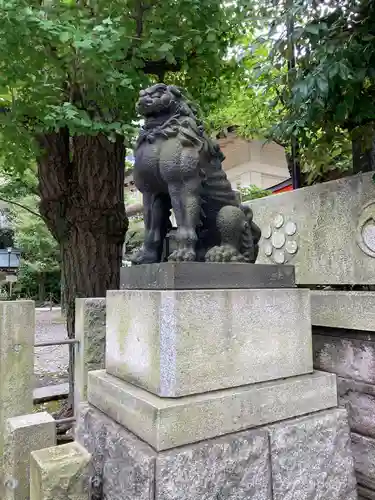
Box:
[205,206,247,263]
[131,192,171,264]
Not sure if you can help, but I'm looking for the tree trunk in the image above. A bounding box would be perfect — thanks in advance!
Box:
[352,135,375,174]
[36,129,128,408]
[38,273,45,303]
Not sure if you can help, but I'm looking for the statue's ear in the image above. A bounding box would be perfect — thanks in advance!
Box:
[167,85,182,98]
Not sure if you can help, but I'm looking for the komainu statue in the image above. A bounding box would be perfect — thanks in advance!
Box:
[131,83,261,264]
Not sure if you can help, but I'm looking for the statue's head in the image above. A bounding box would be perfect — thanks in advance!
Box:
[136,84,190,118]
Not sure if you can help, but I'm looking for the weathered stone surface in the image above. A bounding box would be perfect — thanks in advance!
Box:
[0,301,35,496]
[106,288,312,397]
[247,172,375,285]
[120,262,295,289]
[269,409,358,500]
[338,377,375,438]
[76,403,155,500]
[313,330,375,384]
[358,485,375,499]
[76,404,272,500]
[311,291,375,331]
[88,370,337,451]
[74,298,106,413]
[30,441,91,500]
[3,412,56,500]
[352,433,375,492]
[156,429,271,500]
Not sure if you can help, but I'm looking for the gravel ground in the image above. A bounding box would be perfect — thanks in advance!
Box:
[34,307,69,388]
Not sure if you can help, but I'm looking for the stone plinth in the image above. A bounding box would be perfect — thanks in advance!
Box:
[3,412,56,500]
[311,291,375,331]
[77,404,357,500]
[30,442,91,500]
[87,369,337,451]
[120,262,295,289]
[106,287,312,397]
[74,297,106,414]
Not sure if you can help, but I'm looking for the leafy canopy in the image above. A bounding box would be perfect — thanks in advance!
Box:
[0,0,252,173]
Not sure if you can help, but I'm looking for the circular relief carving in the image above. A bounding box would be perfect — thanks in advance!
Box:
[356,202,375,258]
[286,240,298,255]
[285,221,297,236]
[362,222,375,253]
[272,231,286,249]
[274,214,284,229]
[264,242,273,257]
[263,224,272,239]
[274,249,285,264]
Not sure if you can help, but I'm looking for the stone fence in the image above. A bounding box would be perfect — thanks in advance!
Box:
[0,298,106,499]
[248,172,375,500]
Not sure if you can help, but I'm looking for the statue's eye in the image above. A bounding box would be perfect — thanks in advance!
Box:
[139,90,146,97]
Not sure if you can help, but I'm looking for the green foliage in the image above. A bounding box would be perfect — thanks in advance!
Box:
[239,185,272,202]
[9,194,60,301]
[0,0,252,174]
[11,195,60,273]
[253,0,375,178]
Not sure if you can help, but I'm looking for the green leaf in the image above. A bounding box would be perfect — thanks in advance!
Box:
[158,42,173,53]
[316,75,329,95]
[305,24,320,35]
[59,32,72,43]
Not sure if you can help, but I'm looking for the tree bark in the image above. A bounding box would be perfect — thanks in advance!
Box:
[352,135,375,174]
[36,129,128,407]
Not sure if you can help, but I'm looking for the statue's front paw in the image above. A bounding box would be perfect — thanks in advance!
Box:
[168,248,196,262]
[205,245,245,263]
[130,248,158,265]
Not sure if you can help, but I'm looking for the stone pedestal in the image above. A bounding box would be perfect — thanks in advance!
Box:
[76,263,358,500]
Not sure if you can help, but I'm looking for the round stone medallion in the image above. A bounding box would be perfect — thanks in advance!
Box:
[286,240,298,255]
[264,242,273,257]
[356,201,375,258]
[274,214,284,229]
[285,221,297,236]
[272,231,286,249]
[263,224,272,239]
[273,249,285,264]
[362,221,375,253]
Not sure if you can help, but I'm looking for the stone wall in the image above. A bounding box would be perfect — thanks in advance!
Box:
[248,172,375,285]
[312,291,375,500]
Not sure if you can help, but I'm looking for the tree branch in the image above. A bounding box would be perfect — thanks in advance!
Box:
[0,196,42,219]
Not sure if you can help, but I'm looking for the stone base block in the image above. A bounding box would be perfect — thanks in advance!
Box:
[76,404,357,500]
[106,287,313,397]
[30,442,91,500]
[87,370,337,451]
[358,485,375,499]
[120,262,295,290]
[269,410,357,500]
[3,412,56,500]
[352,433,375,492]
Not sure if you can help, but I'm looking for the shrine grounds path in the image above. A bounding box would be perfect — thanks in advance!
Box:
[34,307,69,388]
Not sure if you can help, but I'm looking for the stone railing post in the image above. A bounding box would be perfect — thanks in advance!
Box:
[30,442,91,500]
[3,412,56,500]
[0,301,35,496]
[74,298,106,416]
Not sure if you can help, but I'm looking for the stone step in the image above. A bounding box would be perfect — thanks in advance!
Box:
[87,370,337,451]
[106,287,313,397]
